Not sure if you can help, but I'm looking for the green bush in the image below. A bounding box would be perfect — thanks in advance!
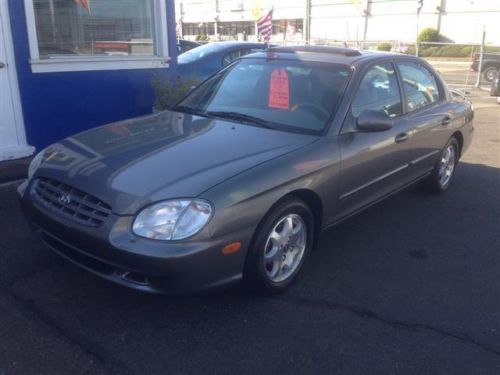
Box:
[195,34,209,42]
[485,46,500,53]
[419,46,439,57]
[461,46,473,57]
[418,28,440,43]
[151,76,200,111]
[416,44,479,57]
[377,42,392,51]
[404,45,417,56]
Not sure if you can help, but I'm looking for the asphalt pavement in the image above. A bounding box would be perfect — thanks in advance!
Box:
[0,63,499,375]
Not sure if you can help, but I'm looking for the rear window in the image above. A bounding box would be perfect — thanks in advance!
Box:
[178,43,227,63]
[178,58,351,134]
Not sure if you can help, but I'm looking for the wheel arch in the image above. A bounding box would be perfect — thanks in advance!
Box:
[451,131,464,158]
[482,61,500,71]
[251,189,324,252]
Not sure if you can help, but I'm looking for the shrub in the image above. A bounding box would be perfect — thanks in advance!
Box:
[195,34,209,42]
[419,46,439,57]
[151,76,200,111]
[377,42,392,51]
[418,28,440,43]
[404,45,417,56]
[461,46,473,57]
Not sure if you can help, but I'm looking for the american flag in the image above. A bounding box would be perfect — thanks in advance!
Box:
[417,0,424,15]
[257,8,273,43]
[74,0,91,13]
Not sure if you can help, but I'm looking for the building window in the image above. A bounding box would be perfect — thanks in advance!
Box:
[273,19,303,36]
[218,22,255,37]
[24,0,170,73]
[182,22,215,37]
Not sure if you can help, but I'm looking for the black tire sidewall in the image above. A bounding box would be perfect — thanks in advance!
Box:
[244,198,315,293]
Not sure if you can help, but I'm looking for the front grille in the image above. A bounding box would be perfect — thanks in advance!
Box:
[32,177,112,226]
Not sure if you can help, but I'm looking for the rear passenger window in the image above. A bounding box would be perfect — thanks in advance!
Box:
[397,62,440,112]
[222,51,241,66]
[352,63,402,118]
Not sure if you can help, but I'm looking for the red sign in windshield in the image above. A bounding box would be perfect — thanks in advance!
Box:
[269,68,290,110]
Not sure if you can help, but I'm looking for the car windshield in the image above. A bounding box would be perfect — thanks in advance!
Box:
[178,43,227,63]
[175,58,351,134]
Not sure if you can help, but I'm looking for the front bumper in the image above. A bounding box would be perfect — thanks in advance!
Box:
[19,183,253,294]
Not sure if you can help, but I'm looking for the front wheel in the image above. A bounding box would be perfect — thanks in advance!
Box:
[421,138,459,194]
[244,198,315,294]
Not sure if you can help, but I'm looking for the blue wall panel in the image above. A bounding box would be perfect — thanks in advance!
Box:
[8,0,177,151]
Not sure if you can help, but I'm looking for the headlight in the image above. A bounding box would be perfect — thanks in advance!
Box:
[28,149,46,180]
[132,199,213,241]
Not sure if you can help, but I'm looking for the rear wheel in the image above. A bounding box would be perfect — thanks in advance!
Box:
[483,66,498,82]
[421,137,459,194]
[244,198,315,294]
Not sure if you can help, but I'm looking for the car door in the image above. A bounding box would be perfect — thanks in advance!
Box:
[336,62,415,219]
[396,61,453,176]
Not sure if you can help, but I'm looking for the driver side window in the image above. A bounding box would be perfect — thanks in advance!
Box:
[352,63,402,119]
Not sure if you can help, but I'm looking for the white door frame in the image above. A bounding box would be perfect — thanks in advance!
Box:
[0,0,34,161]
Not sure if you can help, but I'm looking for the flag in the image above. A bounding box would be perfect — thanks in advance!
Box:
[417,0,423,15]
[257,8,273,43]
[176,22,183,38]
[252,0,261,21]
[74,0,91,14]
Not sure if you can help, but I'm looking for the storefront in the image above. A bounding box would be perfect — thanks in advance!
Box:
[0,0,177,162]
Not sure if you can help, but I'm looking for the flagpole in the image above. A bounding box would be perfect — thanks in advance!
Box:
[49,0,57,45]
[416,13,420,56]
[416,0,422,57]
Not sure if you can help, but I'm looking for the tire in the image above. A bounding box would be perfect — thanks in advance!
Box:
[483,65,498,82]
[243,198,315,294]
[421,137,459,194]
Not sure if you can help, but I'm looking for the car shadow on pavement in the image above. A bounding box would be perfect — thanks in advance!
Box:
[1,161,499,374]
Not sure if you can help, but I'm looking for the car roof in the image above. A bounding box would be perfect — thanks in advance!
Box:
[243,45,418,66]
[179,41,267,61]
[193,41,267,51]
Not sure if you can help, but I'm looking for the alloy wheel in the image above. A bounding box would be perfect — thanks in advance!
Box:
[438,144,456,187]
[263,214,307,283]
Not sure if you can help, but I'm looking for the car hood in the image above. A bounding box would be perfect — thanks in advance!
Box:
[35,111,318,215]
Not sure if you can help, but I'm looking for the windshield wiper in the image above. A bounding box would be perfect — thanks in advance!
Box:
[207,111,274,129]
[171,105,208,117]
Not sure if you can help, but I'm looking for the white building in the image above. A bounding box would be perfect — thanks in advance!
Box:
[175,0,500,45]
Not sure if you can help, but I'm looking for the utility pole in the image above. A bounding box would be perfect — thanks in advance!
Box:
[362,0,370,49]
[214,0,219,38]
[436,0,446,33]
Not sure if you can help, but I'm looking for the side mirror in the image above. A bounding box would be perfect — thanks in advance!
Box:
[490,70,500,97]
[356,110,394,132]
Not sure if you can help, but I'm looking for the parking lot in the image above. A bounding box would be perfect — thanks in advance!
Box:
[0,62,499,374]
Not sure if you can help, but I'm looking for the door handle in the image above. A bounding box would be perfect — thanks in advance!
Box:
[395,133,409,143]
[0,62,5,69]
[441,116,452,126]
